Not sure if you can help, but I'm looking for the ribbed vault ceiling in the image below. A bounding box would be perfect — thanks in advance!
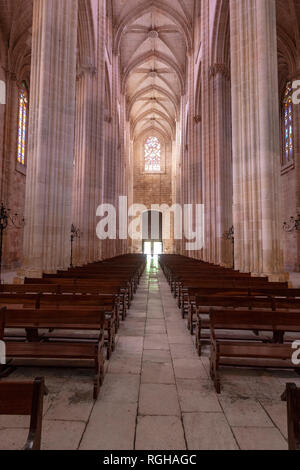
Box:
[276,0,300,91]
[113,0,195,141]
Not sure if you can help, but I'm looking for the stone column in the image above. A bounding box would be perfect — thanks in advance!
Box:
[72,69,99,267]
[230,0,284,278]
[72,0,106,265]
[295,98,300,272]
[210,64,233,267]
[22,0,78,276]
[201,0,214,264]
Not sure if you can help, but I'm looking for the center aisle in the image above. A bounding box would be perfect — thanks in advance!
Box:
[79,258,288,451]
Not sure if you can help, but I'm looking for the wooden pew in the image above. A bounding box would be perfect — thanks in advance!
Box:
[194,296,276,354]
[37,294,117,359]
[181,284,299,321]
[194,295,300,355]
[209,309,300,393]
[0,377,45,450]
[25,278,131,313]
[0,292,117,359]
[4,308,106,399]
[282,383,300,450]
[178,280,288,308]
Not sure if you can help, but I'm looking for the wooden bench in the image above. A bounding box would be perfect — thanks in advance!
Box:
[178,280,288,309]
[194,295,300,354]
[209,309,300,393]
[3,308,106,399]
[25,278,130,314]
[194,296,276,354]
[0,377,45,450]
[37,294,117,359]
[282,383,300,450]
[182,284,298,322]
[0,292,117,359]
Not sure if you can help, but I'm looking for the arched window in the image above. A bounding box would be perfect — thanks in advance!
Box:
[144,136,161,172]
[17,81,28,166]
[282,82,294,166]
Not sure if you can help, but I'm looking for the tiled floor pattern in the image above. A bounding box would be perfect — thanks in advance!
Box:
[1,260,299,450]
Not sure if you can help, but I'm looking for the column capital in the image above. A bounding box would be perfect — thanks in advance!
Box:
[209,63,230,81]
[5,69,17,82]
[76,64,97,80]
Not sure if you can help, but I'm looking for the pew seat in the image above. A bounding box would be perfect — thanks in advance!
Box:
[209,309,300,393]
[2,308,105,399]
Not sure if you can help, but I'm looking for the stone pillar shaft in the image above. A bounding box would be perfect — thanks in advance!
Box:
[72,0,106,265]
[230,0,284,277]
[23,0,78,276]
[211,66,233,267]
[201,0,233,266]
[72,71,99,266]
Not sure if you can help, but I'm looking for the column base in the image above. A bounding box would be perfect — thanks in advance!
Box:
[287,272,300,288]
[15,268,44,282]
[251,272,290,283]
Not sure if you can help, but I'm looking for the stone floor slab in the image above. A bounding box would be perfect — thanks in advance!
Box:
[0,429,28,450]
[219,397,273,428]
[139,384,180,416]
[183,413,238,450]
[99,374,140,404]
[45,381,94,422]
[143,350,172,363]
[141,362,175,384]
[173,358,208,380]
[232,426,288,450]
[135,416,186,450]
[42,420,86,450]
[177,379,221,413]
[144,334,169,350]
[80,403,137,450]
[108,355,142,375]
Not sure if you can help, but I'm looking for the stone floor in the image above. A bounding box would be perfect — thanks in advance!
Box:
[1,259,299,450]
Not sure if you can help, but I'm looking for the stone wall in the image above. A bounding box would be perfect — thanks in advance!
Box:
[131,130,174,254]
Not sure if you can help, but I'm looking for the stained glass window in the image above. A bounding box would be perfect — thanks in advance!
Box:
[17,81,28,166]
[282,82,293,165]
[144,136,161,172]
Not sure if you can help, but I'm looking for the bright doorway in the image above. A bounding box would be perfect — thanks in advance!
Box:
[142,211,163,255]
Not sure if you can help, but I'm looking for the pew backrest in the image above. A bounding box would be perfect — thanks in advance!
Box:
[285,383,300,450]
[0,377,45,450]
[5,308,106,331]
[210,309,300,338]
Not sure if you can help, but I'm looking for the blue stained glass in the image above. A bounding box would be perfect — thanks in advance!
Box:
[283,82,293,164]
[144,137,161,172]
[17,82,28,165]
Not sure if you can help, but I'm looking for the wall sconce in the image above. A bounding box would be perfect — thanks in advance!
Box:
[223,226,235,269]
[70,224,81,268]
[0,203,25,283]
[283,215,300,233]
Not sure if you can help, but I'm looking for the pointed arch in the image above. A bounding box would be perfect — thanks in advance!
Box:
[122,50,184,95]
[114,0,192,55]
[127,84,179,120]
[211,0,230,67]
[78,0,96,71]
